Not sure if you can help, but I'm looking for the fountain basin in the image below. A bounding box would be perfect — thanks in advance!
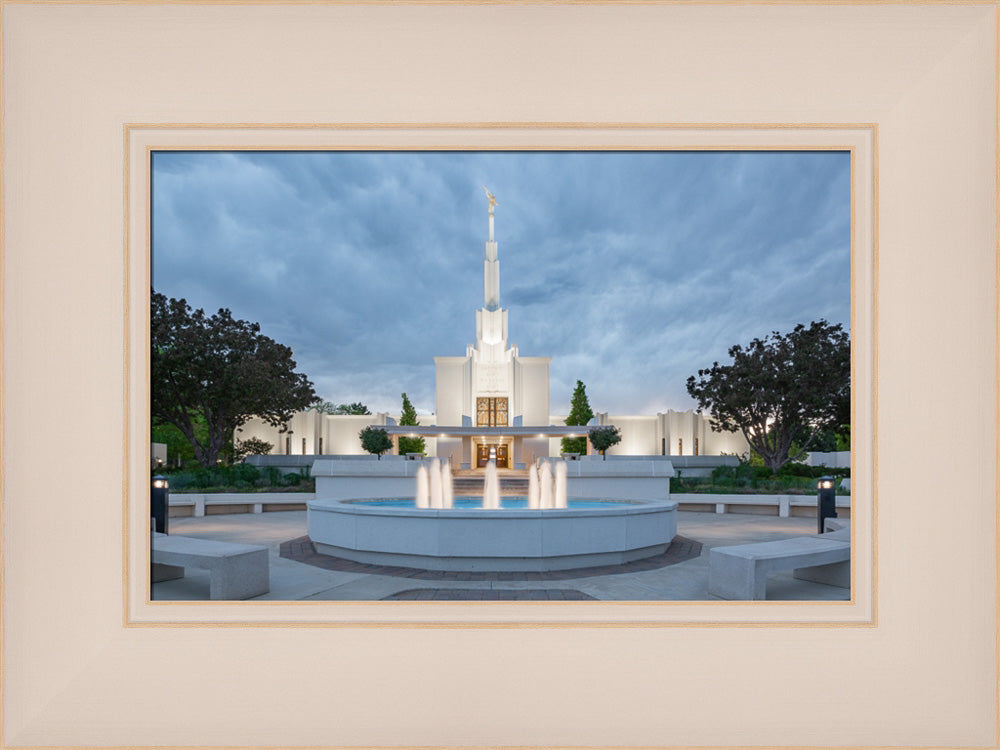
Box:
[306,496,678,572]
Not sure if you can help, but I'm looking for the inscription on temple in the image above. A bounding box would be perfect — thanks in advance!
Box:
[478,363,507,392]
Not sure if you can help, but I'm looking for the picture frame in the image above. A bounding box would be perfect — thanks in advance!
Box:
[2,2,995,747]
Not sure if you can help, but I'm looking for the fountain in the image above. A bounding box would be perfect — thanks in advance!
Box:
[441,461,454,510]
[415,464,430,509]
[553,460,568,509]
[539,461,553,509]
[527,463,540,509]
[307,457,678,572]
[429,458,444,509]
[482,459,501,510]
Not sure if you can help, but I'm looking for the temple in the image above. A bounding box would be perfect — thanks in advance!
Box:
[238,191,748,468]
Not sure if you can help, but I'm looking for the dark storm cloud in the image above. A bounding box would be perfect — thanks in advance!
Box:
[152,150,850,416]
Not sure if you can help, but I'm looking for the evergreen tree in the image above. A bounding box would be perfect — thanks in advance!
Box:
[397,392,426,455]
[561,380,594,455]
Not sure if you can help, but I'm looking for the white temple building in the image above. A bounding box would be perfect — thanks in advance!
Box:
[238,191,748,469]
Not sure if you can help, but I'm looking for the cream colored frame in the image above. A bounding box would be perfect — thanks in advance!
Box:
[3,2,996,748]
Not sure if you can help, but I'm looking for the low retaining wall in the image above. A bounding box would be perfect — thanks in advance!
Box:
[312,458,427,501]
[312,458,677,504]
[168,493,314,517]
[551,458,675,502]
[673,493,851,518]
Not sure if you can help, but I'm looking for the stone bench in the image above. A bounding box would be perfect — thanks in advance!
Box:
[151,533,269,600]
[708,531,850,600]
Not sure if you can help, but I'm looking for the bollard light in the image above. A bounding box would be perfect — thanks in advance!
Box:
[151,474,170,534]
[816,475,837,533]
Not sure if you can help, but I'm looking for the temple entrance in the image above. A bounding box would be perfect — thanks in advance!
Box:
[476,443,509,469]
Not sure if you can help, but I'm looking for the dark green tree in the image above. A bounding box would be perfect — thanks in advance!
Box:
[397,392,425,455]
[233,436,274,461]
[359,425,393,459]
[151,290,318,468]
[152,418,200,468]
[561,380,595,454]
[337,402,371,415]
[588,425,621,460]
[685,320,850,473]
[314,401,372,415]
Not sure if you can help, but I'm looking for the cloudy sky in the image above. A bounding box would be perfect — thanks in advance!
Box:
[151,150,850,418]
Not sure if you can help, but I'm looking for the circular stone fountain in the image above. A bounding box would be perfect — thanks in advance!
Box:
[307,458,677,572]
[306,496,677,572]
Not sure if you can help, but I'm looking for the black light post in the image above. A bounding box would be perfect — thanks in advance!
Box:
[816,475,837,533]
[151,475,169,534]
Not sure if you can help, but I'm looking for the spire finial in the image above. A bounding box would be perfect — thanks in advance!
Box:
[483,186,497,216]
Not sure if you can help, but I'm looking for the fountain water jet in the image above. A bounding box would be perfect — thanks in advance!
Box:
[415,465,430,509]
[554,460,568,509]
[527,463,540,509]
[429,458,443,509]
[441,461,454,510]
[539,461,553,509]
[483,460,502,509]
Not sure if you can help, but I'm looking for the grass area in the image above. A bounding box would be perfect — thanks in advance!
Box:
[158,463,314,494]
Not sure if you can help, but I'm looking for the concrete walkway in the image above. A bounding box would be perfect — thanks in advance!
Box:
[151,510,850,601]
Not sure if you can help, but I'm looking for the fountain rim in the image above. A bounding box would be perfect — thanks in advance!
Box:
[307,496,677,520]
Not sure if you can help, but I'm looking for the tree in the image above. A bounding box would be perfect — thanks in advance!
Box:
[151,418,200,468]
[359,425,393,459]
[589,425,621,460]
[337,402,371,415]
[561,380,594,454]
[151,290,318,468]
[233,437,274,461]
[314,401,371,415]
[397,392,425,455]
[685,320,850,473]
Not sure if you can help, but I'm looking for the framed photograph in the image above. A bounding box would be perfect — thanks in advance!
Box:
[139,135,868,620]
[3,2,995,748]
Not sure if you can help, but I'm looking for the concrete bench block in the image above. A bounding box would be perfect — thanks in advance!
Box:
[151,562,184,583]
[708,535,850,600]
[793,559,850,588]
[152,533,269,599]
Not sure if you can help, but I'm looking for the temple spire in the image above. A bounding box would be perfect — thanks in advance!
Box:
[483,187,500,311]
[484,185,497,242]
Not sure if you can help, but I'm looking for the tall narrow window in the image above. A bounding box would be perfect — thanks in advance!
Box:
[318,437,323,455]
[302,437,307,455]
[285,436,291,455]
[678,438,683,455]
[661,438,666,456]
[694,438,699,456]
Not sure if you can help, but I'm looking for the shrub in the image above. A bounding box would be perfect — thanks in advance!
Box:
[233,437,274,461]
[359,426,393,459]
[226,463,260,484]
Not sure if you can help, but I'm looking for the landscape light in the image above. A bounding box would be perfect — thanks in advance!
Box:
[152,477,169,490]
[816,476,837,533]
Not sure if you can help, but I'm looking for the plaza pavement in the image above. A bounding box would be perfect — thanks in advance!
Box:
[151,509,851,601]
